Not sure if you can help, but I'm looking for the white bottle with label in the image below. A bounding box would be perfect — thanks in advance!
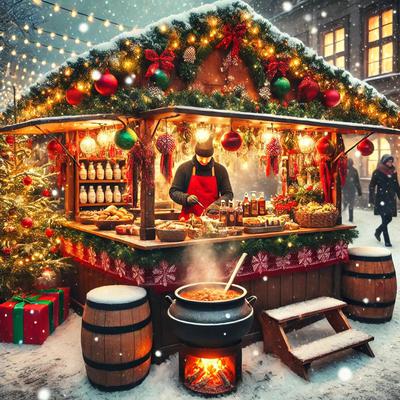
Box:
[105,185,113,203]
[96,186,105,203]
[79,186,88,204]
[113,162,122,180]
[87,162,96,180]
[79,163,87,180]
[105,161,113,180]
[121,163,127,180]
[88,185,96,204]
[113,186,122,202]
[96,162,104,180]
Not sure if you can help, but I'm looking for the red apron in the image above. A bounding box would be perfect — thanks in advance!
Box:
[179,166,219,220]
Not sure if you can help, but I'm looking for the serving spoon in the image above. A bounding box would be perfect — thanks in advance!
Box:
[223,252,248,294]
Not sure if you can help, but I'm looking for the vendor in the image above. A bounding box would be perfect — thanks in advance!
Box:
[169,137,233,219]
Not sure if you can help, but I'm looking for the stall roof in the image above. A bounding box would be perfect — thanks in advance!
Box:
[0,114,134,135]
[139,106,400,136]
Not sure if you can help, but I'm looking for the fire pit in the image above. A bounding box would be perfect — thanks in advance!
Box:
[166,282,256,395]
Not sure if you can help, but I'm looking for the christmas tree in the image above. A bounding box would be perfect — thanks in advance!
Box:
[0,135,69,300]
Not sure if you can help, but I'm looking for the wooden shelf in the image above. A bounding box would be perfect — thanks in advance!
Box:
[79,202,127,207]
[79,158,126,162]
[79,179,127,184]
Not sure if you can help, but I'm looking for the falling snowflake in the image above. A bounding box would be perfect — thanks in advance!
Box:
[251,252,269,273]
[317,245,331,263]
[131,265,145,285]
[338,366,353,382]
[298,248,313,266]
[100,251,110,271]
[335,241,348,259]
[153,260,176,287]
[37,387,51,400]
[87,247,97,265]
[275,254,292,269]
[114,259,127,277]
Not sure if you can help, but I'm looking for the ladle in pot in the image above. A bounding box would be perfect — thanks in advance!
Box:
[223,253,247,294]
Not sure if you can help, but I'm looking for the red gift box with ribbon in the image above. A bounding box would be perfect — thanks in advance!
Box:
[0,295,55,345]
[39,287,70,325]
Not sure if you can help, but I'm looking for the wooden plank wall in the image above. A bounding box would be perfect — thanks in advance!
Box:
[72,263,342,360]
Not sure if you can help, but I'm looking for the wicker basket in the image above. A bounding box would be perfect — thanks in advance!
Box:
[294,210,338,228]
[94,219,134,230]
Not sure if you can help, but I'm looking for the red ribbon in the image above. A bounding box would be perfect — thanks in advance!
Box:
[266,56,289,80]
[144,49,175,78]
[216,23,247,58]
[319,156,332,203]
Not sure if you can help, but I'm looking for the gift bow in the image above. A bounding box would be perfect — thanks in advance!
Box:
[144,49,175,78]
[216,23,247,58]
[40,288,65,323]
[266,56,289,80]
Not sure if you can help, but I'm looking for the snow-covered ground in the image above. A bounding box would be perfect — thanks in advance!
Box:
[1,209,399,400]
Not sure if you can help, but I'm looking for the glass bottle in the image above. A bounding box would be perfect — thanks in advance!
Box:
[258,191,266,215]
[88,185,96,204]
[235,201,243,226]
[113,186,122,202]
[105,185,113,203]
[250,191,258,216]
[227,200,236,226]
[219,200,228,226]
[113,162,122,180]
[79,186,87,204]
[243,192,251,217]
[105,161,113,180]
[96,162,104,180]
[87,162,96,180]
[79,163,87,180]
[96,186,104,203]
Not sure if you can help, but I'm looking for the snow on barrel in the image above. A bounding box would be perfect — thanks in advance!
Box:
[81,285,152,391]
[342,247,397,323]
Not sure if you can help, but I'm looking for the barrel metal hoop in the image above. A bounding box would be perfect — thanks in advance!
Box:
[83,349,151,372]
[343,270,396,279]
[349,254,392,262]
[343,297,395,308]
[86,296,147,310]
[82,315,152,334]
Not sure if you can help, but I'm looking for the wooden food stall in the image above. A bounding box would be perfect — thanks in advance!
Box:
[1,0,399,359]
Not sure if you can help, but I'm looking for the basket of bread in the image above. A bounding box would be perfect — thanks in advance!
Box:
[156,221,189,242]
[93,206,134,230]
[294,202,338,228]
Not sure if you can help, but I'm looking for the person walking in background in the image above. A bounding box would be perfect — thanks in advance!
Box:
[343,158,362,222]
[369,154,400,247]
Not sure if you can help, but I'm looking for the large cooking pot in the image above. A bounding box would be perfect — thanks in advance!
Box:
[166,282,256,347]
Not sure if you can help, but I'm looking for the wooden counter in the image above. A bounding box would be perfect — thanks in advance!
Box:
[64,221,355,250]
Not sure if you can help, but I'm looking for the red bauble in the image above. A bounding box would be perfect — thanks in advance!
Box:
[2,247,12,256]
[21,217,33,229]
[357,138,374,156]
[316,136,335,157]
[221,130,243,152]
[94,71,118,96]
[5,135,15,145]
[66,87,84,106]
[297,76,320,102]
[323,89,341,107]
[22,175,33,186]
[50,246,59,254]
[42,188,51,197]
[47,139,63,159]
[45,227,55,238]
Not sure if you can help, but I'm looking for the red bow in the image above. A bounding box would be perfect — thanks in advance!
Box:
[144,49,175,78]
[216,23,247,58]
[266,56,289,80]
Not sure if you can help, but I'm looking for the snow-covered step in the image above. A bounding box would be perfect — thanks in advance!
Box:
[265,296,347,323]
[290,329,374,364]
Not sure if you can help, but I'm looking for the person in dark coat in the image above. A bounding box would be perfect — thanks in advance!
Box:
[369,154,400,247]
[169,137,233,219]
[342,158,362,222]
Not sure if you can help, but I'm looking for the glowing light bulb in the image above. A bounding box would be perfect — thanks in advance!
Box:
[195,124,211,143]
[91,70,101,81]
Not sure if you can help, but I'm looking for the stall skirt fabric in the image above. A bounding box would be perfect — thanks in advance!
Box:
[0,210,399,399]
[59,238,348,292]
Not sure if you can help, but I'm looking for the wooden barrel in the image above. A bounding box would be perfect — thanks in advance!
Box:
[342,247,397,323]
[81,285,153,391]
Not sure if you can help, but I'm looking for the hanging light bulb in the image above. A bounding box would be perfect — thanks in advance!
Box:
[80,135,97,155]
[298,134,315,154]
[195,123,211,143]
[96,129,115,148]
[262,124,275,144]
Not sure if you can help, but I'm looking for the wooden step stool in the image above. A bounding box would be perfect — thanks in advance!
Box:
[260,296,374,380]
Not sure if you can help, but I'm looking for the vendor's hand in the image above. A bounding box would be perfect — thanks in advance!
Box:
[187,195,199,206]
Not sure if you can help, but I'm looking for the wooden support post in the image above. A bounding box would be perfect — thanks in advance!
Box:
[64,131,76,220]
[332,132,343,225]
[140,119,157,240]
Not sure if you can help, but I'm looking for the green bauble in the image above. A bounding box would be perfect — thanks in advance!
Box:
[152,69,170,90]
[272,77,291,99]
[114,127,138,150]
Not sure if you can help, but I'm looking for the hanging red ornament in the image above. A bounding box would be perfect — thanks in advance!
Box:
[297,76,320,102]
[221,130,243,152]
[45,227,55,238]
[22,175,33,186]
[5,135,15,145]
[66,87,84,106]
[357,138,374,156]
[47,139,63,159]
[94,70,118,96]
[21,217,33,229]
[156,133,176,182]
[2,247,12,256]
[42,188,51,197]
[316,136,335,157]
[50,246,59,254]
[216,23,247,58]
[265,136,282,176]
[323,89,341,107]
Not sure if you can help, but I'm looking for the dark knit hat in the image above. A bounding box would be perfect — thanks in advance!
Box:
[195,137,214,157]
[381,154,394,165]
